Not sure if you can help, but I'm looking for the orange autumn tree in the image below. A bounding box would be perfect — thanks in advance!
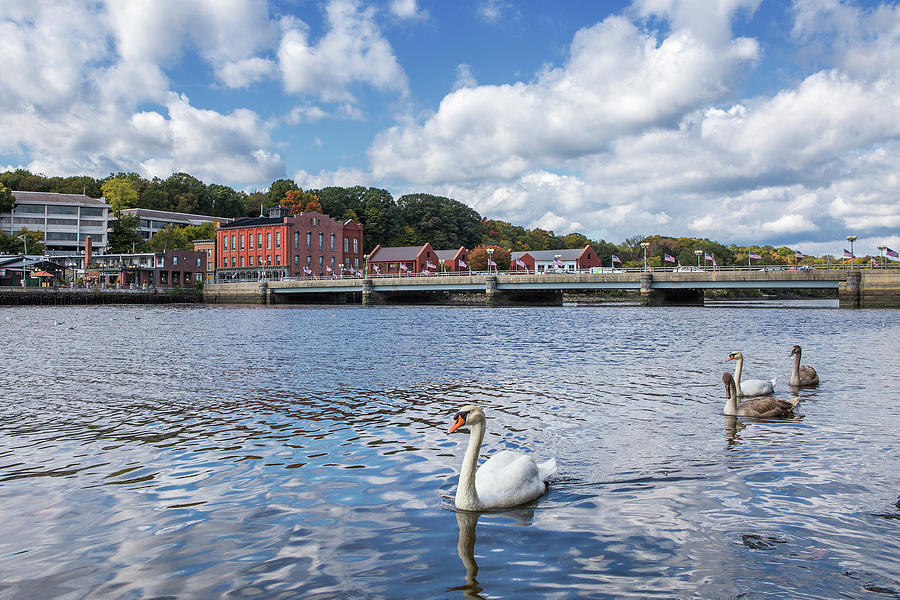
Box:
[283,189,322,215]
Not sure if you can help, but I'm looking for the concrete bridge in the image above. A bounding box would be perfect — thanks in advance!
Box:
[203,268,900,308]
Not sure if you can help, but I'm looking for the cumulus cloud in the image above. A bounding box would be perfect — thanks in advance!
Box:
[277,0,408,102]
[370,9,759,183]
[389,0,428,20]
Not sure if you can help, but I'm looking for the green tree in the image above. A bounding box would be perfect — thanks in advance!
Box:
[101,177,139,215]
[0,183,13,213]
[148,226,189,251]
[0,228,46,255]
[107,214,145,253]
[396,193,482,250]
[208,184,248,218]
[264,178,299,210]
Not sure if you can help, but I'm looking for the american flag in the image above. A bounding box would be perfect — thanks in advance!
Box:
[458,259,467,268]
[843,249,853,258]
[796,251,808,259]
[426,260,437,269]
[886,247,899,258]
[374,265,380,274]
[611,255,621,263]
[488,260,497,267]
[515,258,526,267]
[303,266,311,274]
[664,253,675,263]
[704,252,713,261]
[326,266,332,273]
[553,257,563,267]
[399,263,408,271]
[749,253,762,260]
[870,258,879,266]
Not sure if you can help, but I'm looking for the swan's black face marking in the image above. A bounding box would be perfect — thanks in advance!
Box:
[455,411,470,422]
[448,410,471,434]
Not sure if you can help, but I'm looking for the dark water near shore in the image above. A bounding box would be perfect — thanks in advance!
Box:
[1,302,899,599]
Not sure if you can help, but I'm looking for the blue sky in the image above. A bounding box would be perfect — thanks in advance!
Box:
[2,0,899,256]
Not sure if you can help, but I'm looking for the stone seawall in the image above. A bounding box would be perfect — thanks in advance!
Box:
[0,287,202,305]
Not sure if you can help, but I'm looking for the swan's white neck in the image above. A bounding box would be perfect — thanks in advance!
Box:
[732,355,744,397]
[790,350,801,385]
[456,420,484,511]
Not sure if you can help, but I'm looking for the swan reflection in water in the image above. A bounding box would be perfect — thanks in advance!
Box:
[446,508,536,599]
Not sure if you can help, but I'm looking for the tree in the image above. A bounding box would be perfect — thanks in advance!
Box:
[0,228,46,255]
[283,189,322,214]
[264,178,299,209]
[467,245,510,271]
[101,177,139,215]
[107,214,145,253]
[396,193,482,250]
[0,184,13,213]
[208,184,248,218]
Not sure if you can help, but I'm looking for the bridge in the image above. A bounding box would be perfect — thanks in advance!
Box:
[203,268,900,308]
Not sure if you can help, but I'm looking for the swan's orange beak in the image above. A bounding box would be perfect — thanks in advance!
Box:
[448,415,465,434]
[726,355,734,362]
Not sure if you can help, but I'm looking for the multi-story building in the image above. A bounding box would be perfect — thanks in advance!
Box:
[2,191,110,252]
[118,208,229,241]
[215,206,363,281]
[193,239,216,283]
[77,250,206,288]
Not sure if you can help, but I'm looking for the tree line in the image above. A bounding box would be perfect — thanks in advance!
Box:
[0,169,867,267]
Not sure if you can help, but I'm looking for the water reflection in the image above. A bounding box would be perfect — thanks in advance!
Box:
[448,508,537,600]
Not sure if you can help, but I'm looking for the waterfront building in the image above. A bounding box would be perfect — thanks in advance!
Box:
[434,247,470,272]
[193,239,216,282]
[118,208,230,241]
[511,246,602,273]
[367,243,442,275]
[78,250,206,288]
[2,191,110,252]
[215,206,363,281]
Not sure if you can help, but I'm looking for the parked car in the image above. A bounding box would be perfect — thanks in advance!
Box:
[675,266,703,272]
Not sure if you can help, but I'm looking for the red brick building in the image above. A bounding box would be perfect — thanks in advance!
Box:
[367,243,442,275]
[215,207,363,281]
[435,247,470,272]
[510,246,602,273]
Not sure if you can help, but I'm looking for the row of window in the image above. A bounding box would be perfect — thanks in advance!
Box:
[158,271,203,284]
[13,205,105,217]
[222,232,359,253]
[221,255,362,270]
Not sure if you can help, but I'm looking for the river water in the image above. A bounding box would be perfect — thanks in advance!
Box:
[1,301,898,599]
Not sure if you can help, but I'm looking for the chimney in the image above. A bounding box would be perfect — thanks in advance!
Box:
[84,236,92,268]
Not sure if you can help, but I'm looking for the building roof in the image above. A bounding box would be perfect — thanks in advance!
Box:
[11,190,109,207]
[511,248,588,261]
[369,245,427,261]
[120,208,228,222]
[218,216,288,229]
[435,248,465,261]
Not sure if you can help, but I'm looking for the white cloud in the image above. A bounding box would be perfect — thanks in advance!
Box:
[293,167,369,189]
[370,11,759,183]
[477,0,517,23]
[277,0,408,103]
[389,0,428,20]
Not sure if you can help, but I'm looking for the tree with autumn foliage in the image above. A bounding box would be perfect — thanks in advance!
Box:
[282,189,322,214]
[467,245,510,271]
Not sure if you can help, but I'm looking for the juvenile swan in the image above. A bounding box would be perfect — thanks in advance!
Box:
[722,373,799,418]
[726,351,775,397]
[448,405,557,511]
[789,345,819,387]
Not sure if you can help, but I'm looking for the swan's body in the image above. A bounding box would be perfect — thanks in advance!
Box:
[448,405,556,511]
[727,351,775,397]
[789,345,819,386]
[722,373,798,417]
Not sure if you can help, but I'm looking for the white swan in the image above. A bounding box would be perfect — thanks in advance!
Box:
[448,405,557,511]
[722,373,799,418]
[726,351,775,397]
[789,345,819,387]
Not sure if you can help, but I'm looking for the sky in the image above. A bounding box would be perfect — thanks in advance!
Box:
[1,0,899,257]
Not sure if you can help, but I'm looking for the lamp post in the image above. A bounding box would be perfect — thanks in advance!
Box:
[878,245,886,269]
[17,234,27,288]
[694,249,703,269]
[847,235,857,269]
[486,248,494,274]
[640,242,650,272]
[364,254,370,276]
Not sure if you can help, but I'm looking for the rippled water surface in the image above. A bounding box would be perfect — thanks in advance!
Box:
[1,302,899,599]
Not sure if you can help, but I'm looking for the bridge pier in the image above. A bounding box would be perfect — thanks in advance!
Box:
[839,270,861,308]
[362,278,380,305]
[640,273,704,306]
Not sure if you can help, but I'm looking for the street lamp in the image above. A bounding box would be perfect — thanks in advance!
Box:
[363,253,370,276]
[486,248,494,274]
[878,245,887,269]
[847,235,857,269]
[17,234,27,288]
[694,249,703,269]
[640,242,650,272]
